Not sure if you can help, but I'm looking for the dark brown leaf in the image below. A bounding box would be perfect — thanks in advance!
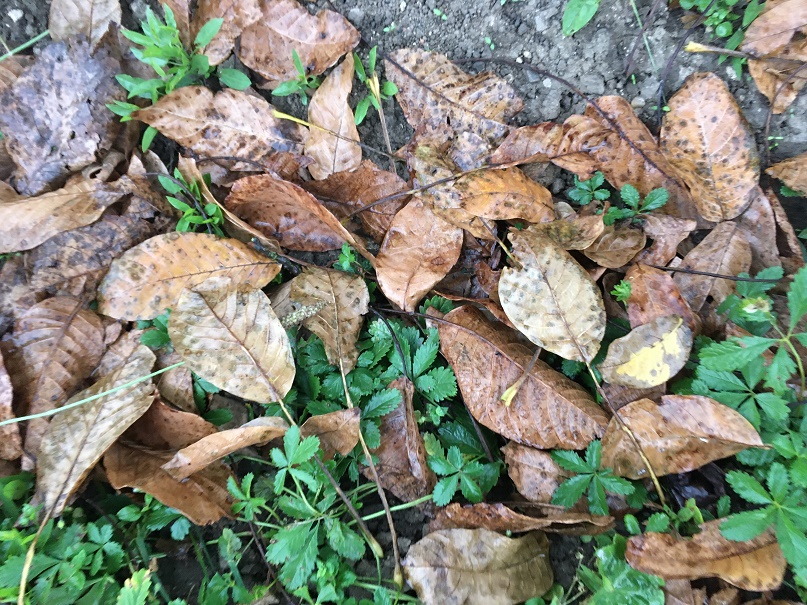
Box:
[626,264,700,334]
[502,442,567,503]
[300,408,360,460]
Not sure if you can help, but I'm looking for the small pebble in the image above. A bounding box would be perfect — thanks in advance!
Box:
[8,9,23,22]
[631,96,646,109]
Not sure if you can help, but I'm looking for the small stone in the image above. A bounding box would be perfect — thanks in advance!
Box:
[631,96,646,109]
[8,9,23,22]
[347,7,364,24]
[515,56,523,63]
[523,50,532,59]
[517,22,529,35]
[400,0,406,11]
[542,78,552,88]
[526,69,542,83]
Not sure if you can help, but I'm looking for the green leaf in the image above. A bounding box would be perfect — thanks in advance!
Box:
[362,388,401,419]
[459,473,483,502]
[726,470,773,505]
[326,519,365,561]
[433,474,460,506]
[194,18,223,48]
[420,366,457,402]
[584,440,602,468]
[789,266,807,329]
[599,474,635,496]
[292,49,305,76]
[551,450,591,474]
[562,0,600,35]
[140,328,170,349]
[354,96,370,125]
[266,522,319,590]
[767,463,790,502]
[447,446,464,469]
[272,80,301,97]
[645,513,671,533]
[720,508,775,541]
[775,514,807,568]
[427,453,455,477]
[117,569,152,605]
[552,474,592,509]
[218,68,251,90]
[620,184,641,210]
[381,80,398,97]
[588,476,608,515]
[412,332,439,377]
[699,337,776,371]
[292,436,320,466]
[353,52,366,80]
[640,188,669,212]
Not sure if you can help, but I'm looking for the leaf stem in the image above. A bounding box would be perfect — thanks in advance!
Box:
[360,494,433,521]
[0,30,49,63]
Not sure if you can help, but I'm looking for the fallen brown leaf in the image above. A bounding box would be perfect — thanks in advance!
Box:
[601,395,763,479]
[490,121,598,176]
[502,442,568,504]
[0,350,22,461]
[747,38,807,114]
[190,0,262,65]
[402,529,553,605]
[531,213,605,250]
[49,0,121,46]
[125,398,218,450]
[633,214,697,267]
[626,264,700,334]
[439,306,607,449]
[582,224,646,269]
[300,408,360,460]
[766,185,806,274]
[154,349,196,413]
[735,186,783,273]
[740,0,807,56]
[767,151,807,194]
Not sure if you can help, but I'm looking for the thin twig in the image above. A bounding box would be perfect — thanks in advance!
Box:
[649,264,782,282]
[625,0,664,76]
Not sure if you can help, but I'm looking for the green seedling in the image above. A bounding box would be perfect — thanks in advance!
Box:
[383,21,396,33]
[567,171,611,206]
[136,309,172,350]
[272,49,322,106]
[425,434,501,505]
[353,47,398,125]
[158,169,225,236]
[611,280,632,303]
[602,184,669,225]
[484,36,495,51]
[562,0,600,36]
[433,8,448,20]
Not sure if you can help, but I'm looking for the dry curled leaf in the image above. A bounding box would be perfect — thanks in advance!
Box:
[499,227,605,362]
[531,214,605,251]
[440,306,607,449]
[502,442,568,504]
[190,0,261,65]
[289,267,369,373]
[305,53,361,180]
[0,350,21,461]
[627,520,786,591]
[238,0,359,83]
[32,344,155,517]
[601,395,763,479]
[490,121,596,174]
[740,0,807,56]
[735,186,782,273]
[403,529,553,605]
[376,197,463,312]
[626,264,700,334]
[49,0,121,46]
[767,151,807,194]
[633,214,697,267]
[168,275,295,404]
[97,232,280,321]
[105,442,232,525]
[125,398,218,450]
[747,36,807,114]
[582,225,646,269]
[660,73,759,222]
[300,408,360,461]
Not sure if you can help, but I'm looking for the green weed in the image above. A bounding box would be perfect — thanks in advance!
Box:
[353,47,398,126]
[271,50,323,106]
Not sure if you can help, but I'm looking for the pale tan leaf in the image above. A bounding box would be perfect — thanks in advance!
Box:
[500,227,606,362]
[740,0,807,55]
[502,442,568,503]
[376,197,463,312]
[168,275,295,404]
[450,168,554,225]
[289,267,369,373]
[300,408,360,460]
[0,350,22,461]
[747,38,807,114]
[767,151,807,194]
[582,225,646,269]
[627,520,786,591]
[439,306,607,449]
[598,315,693,388]
[32,344,155,516]
[154,349,195,412]
[626,264,700,334]
[633,215,697,267]
[105,442,232,525]
[601,396,763,479]
[238,0,359,83]
[132,87,307,170]
[0,56,30,93]
[660,73,759,222]
[490,122,596,173]
[305,53,361,180]
[97,232,280,321]
[531,214,605,250]
[190,0,262,65]
[0,178,125,253]
[735,186,782,273]
[162,416,289,480]
[402,529,553,605]
[125,398,218,450]
[49,0,121,46]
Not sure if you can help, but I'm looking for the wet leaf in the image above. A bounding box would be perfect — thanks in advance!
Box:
[376,197,463,312]
[125,398,218,450]
[49,0,121,46]
[740,0,807,56]
[168,275,295,404]
[439,306,607,449]
[633,214,697,267]
[502,442,568,503]
[0,37,123,195]
[660,73,759,222]
[132,87,307,170]
[32,344,156,516]
[402,529,553,605]
[105,442,232,525]
[364,377,435,502]
[163,416,289,480]
[305,53,361,180]
[601,395,763,479]
[582,225,646,269]
[154,350,196,413]
[767,151,807,195]
[735,186,782,273]
[0,350,22,461]
[531,214,605,250]
[300,408,360,460]
[625,264,700,334]
[500,227,605,362]
[97,232,280,321]
[238,0,359,83]
[627,520,785,591]
[385,48,523,145]
[190,0,261,65]
[289,267,369,373]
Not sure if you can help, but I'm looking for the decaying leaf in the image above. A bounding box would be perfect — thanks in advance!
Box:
[633,214,697,267]
[500,227,606,362]
[305,53,361,180]
[740,0,807,56]
[0,350,22,461]
[490,121,597,174]
[531,214,605,251]
[125,398,218,450]
[163,416,289,480]
[767,151,807,194]
[601,396,763,479]
[153,350,195,413]
[0,178,126,254]
[132,87,308,169]
[32,345,155,516]
[627,520,786,591]
[376,197,463,312]
[626,264,700,334]
[364,377,435,502]
[598,315,693,388]
[766,185,806,274]
[660,73,759,222]
[97,232,280,320]
[439,306,607,449]
[289,267,369,373]
[0,37,123,195]
[238,0,359,83]
[735,186,782,273]
[747,37,807,114]
[502,442,568,504]
[582,225,646,269]
[300,408,360,460]
[49,0,121,46]
[190,0,262,65]
[168,276,295,404]
[105,442,232,525]
[386,48,523,145]
[402,529,553,605]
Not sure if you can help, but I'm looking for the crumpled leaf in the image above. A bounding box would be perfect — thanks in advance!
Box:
[582,225,646,269]
[289,267,369,373]
[490,121,598,175]
[500,227,605,362]
[402,529,553,605]
[625,264,700,334]
[747,36,807,114]
[633,214,697,267]
[626,520,786,591]
[0,177,126,254]
[163,416,290,480]
[598,315,693,388]
[531,213,605,250]
[766,185,806,274]
[32,344,156,516]
[105,442,232,525]
[238,0,359,84]
[660,73,759,222]
[125,398,218,450]
[0,350,22,461]
[376,197,463,312]
[49,0,121,46]
[767,151,807,194]
[502,442,569,504]
[440,306,607,449]
[97,232,280,321]
[305,53,361,180]
[0,37,123,195]
[735,186,782,273]
[385,48,523,145]
[0,256,42,337]
[740,0,807,56]
[168,275,295,404]
[601,396,763,479]
[364,376,435,502]
[190,0,261,65]
[300,408,360,461]
[132,87,307,170]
